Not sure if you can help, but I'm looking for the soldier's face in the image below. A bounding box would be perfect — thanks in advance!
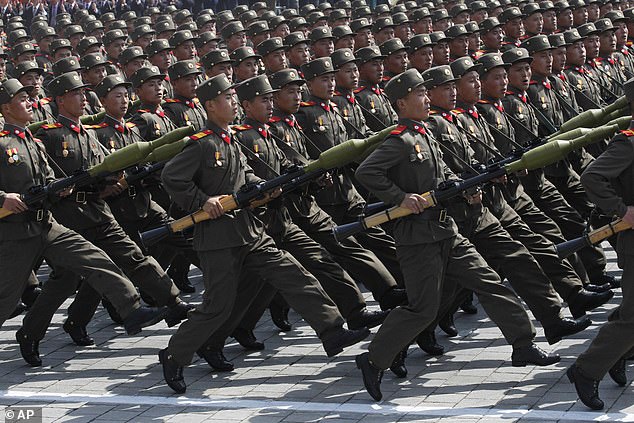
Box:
[552,46,566,72]
[106,39,126,60]
[16,52,36,64]
[615,22,628,45]
[150,49,173,71]
[263,50,288,73]
[124,58,147,79]
[173,74,199,99]
[273,24,290,39]
[359,58,384,84]
[4,92,33,125]
[136,34,155,50]
[584,34,600,58]
[454,12,470,24]
[39,36,55,53]
[524,13,544,35]
[274,83,303,114]
[599,30,617,54]
[542,10,557,32]
[449,36,469,58]
[234,58,257,81]
[335,35,355,51]
[505,18,525,39]
[413,17,433,33]
[531,50,553,76]
[102,85,129,119]
[432,42,450,65]
[395,23,412,42]
[507,62,532,91]
[457,71,481,104]
[174,41,196,61]
[587,4,600,21]
[244,93,273,123]
[386,51,409,74]
[468,33,481,51]
[409,46,433,71]
[428,82,456,110]
[480,67,508,99]
[557,9,573,28]
[354,29,374,48]
[470,10,487,24]
[375,27,395,45]
[59,88,87,118]
[482,27,503,49]
[137,78,164,105]
[335,62,359,90]
[228,32,248,51]
[433,18,451,32]
[307,73,336,100]
[573,7,588,25]
[287,43,311,66]
[399,85,429,120]
[20,71,42,96]
[566,41,586,66]
[312,38,335,58]
[208,89,238,124]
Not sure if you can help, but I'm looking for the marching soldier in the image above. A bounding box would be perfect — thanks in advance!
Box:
[332,48,370,139]
[163,60,206,131]
[157,73,370,394]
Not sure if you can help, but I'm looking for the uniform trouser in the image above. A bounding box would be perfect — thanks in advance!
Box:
[1,221,139,329]
[368,233,536,370]
[21,219,179,340]
[203,221,366,350]
[292,208,399,301]
[321,203,404,285]
[495,201,583,302]
[114,200,201,276]
[525,179,607,279]
[511,189,591,284]
[168,232,344,365]
[576,243,634,379]
[460,206,562,323]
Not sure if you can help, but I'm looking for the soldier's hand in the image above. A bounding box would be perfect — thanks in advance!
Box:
[203,196,225,219]
[622,206,634,227]
[100,182,125,198]
[269,187,283,199]
[400,193,428,214]
[58,186,74,198]
[3,193,28,213]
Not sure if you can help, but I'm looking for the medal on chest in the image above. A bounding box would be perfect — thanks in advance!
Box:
[343,108,349,120]
[540,96,547,109]
[6,147,18,164]
[62,141,69,157]
[370,99,376,114]
[415,144,423,160]
[496,115,502,129]
[215,151,222,167]
[285,133,292,145]
[109,139,116,153]
[318,116,325,132]
[154,122,161,136]
[517,105,524,120]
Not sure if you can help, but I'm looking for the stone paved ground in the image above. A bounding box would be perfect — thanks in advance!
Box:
[0,243,632,423]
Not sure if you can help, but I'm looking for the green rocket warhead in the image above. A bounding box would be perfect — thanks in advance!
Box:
[144,139,187,163]
[555,95,628,135]
[87,125,196,176]
[302,125,396,173]
[548,127,591,141]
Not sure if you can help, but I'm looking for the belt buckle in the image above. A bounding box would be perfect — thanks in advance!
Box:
[76,191,86,203]
[128,186,136,197]
[439,209,447,223]
[36,209,44,221]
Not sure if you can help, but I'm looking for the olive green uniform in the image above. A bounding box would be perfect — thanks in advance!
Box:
[575,127,634,378]
[163,95,207,131]
[161,122,344,365]
[356,118,536,370]
[0,123,141,327]
[353,81,398,132]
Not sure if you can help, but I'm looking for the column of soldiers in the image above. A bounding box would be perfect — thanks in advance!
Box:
[0,0,633,411]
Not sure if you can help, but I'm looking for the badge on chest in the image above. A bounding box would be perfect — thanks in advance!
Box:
[6,147,19,164]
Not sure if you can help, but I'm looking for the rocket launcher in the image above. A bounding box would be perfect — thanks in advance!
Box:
[139,125,396,247]
[556,218,631,259]
[554,95,628,135]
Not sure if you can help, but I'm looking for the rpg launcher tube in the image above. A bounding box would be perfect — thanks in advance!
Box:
[556,219,631,259]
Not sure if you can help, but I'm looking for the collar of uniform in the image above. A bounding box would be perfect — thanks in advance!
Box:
[597,54,616,65]
[272,109,298,127]
[506,86,529,102]
[455,101,479,119]
[335,86,355,104]
[58,114,82,133]
[430,105,455,123]
[139,102,163,116]
[176,94,196,108]
[397,118,426,134]
[479,94,505,111]
[529,73,551,89]
[308,94,333,111]
[206,121,232,144]
[244,117,269,138]
[3,123,28,140]
[565,64,586,74]
[105,114,127,133]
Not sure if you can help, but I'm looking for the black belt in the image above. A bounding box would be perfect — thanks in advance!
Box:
[73,191,101,203]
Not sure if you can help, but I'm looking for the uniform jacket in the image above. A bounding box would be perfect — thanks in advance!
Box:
[353,80,398,132]
[163,95,207,131]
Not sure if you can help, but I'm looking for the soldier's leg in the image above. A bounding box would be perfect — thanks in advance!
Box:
[93,220,180,307]
[234,283,278,333]
[368,239,452,369]
[497,203,583,301]
[575,252,634,379]
[0,238,42,326]
[449,234,537,348]
[277,224,366,318]
[470,208,562,324]
[547,169,595,220]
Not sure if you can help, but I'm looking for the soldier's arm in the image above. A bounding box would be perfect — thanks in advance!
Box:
[580,136,634,218]
[355,135,408,206]
[161,139,208,213]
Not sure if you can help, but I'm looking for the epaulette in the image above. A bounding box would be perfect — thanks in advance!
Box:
[137,109,150,114]
[619,129,634,137]
[353,86,366,94]
[233,124,253,131]
[40,97,51,105]
[41,123,63,129]
[300,101,316,107]
[84,122,108,129]
[190,129,213,140]
[452,108,465,114]
[164,98,181,103]
[0,130,10,138]
[125,122,136,128]
[390,124,407,135]
[269,116,282,123]
[477,99,493,104]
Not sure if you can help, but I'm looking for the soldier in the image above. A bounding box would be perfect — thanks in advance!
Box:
[523,3,544,39]
[379,38,408,83]
[119,46,148,83]
[169,30,197,62]
[351,18,374,50]
[373,17,396,46]
[594,18,626,98]
[163,60,206,131]
[257,37,288,75]
[13,61,54,123]
[230,47,260,83]
[222,21,248,53]
[333,25,355,50]
[310,26,336,58]
[247,20,270,48]
[446,24,470,61]
[500,7,524,48]
[432,9,452,32]
[0,78,166,357]
[469,2,488,25]
[407,33,434,73]
[548,33,583,124]
[477,17,503,57]
[157,73,371,394]
[33,26,55,77]
[332,48,370,139]
[567,78,634,411]
[556,0,574,32]
[130,24,156,51]
[146,39,174,101]
[430,31,450,66]
[608,10,634,78]
[102,29,127,71]
[354,69,559,402]
[18,72,191,358]
[297,57,403,283]
[354,46,398,132]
